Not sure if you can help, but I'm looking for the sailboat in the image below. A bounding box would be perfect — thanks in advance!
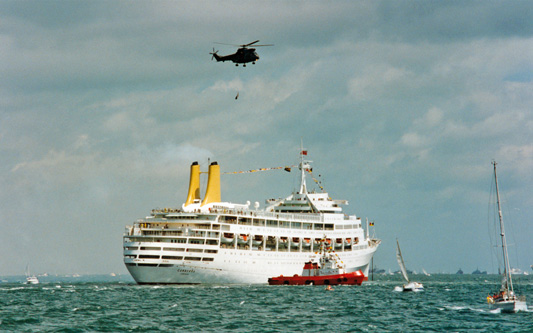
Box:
[395,239,423,292]
[422,268,431,276]
[25,265,39,285]
[486,161,527,313]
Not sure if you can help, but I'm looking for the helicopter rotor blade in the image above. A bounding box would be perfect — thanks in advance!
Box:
[214,40,272,48]
[214,42,241,47]
[243,40,260,47]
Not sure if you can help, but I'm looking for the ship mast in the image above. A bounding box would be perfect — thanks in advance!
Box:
[298,144,311,194]
[493,161,514,295]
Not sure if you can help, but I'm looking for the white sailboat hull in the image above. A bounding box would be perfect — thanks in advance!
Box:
[25,276,39,284]
[402,281,424,292]
[489,299,528,313]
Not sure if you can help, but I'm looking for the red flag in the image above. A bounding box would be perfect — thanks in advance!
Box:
[301,150,307,155]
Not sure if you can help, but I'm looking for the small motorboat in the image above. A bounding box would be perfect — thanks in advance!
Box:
[25,265,39,285]
[26,276,39,284]
[268,241,365,286]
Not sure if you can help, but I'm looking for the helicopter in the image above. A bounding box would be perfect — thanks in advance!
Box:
[210,40,273,67]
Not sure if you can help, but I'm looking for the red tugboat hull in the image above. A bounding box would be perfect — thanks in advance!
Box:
[268,270,365,285]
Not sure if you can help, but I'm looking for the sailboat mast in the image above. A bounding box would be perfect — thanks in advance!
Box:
[396,239,410,283]
[493,161,514,294]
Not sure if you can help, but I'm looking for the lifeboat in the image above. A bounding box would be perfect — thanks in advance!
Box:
[268,245,365,286]
[302,238,312,248]
[266,236,277,245]
[335,238,343,249]
[221,233,234,244]
[252,235,263,246]
[237,234,249,245]
[278,237,288,248]
[344,238,352,248]
[291,237,300,249]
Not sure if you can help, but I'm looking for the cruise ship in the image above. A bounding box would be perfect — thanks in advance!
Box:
[123,149,381,284]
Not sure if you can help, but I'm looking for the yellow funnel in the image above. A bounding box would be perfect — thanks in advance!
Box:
[201,162,221,206]
[184,162,201,206]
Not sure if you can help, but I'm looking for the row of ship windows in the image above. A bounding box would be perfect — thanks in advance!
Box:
[125,247,218,253]
[142,230,220,239]
[125,258,214,266]
[124,241,367,253]
[128,237,219,245]
[128,255,215,260]
[141,219,360,231]
[218,218,362,231]
[140,223,217,231]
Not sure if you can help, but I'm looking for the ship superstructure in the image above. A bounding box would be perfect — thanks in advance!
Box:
[123,149,380,284]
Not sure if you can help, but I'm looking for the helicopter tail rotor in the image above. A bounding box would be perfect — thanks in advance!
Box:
[209,48,220,61]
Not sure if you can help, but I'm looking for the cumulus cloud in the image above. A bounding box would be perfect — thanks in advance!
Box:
[1,1,533,275]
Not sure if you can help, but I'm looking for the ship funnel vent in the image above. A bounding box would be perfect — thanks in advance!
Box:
[184,161,201,206]
[201,162,221,206]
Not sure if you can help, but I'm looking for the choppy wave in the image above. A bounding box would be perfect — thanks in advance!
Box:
[0,274,531,331]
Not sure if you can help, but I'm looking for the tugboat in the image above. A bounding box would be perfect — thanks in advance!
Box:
[268,239,365,286]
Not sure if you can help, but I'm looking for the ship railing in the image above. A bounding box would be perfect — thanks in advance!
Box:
[124,226,133,236]
[128,224,220,238]
[146,207,359,223]
[133,220,212,230]
[209,207,324,223]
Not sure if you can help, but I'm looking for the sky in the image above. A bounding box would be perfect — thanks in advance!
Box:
[1,0,532,276]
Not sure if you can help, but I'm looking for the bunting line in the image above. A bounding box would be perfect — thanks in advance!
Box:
[222,166,326,192]
[222,166,297,175]
[306,169,324,191]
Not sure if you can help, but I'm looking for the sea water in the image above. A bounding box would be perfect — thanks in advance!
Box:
[1,274,531,332]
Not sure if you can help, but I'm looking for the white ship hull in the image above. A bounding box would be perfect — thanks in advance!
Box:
[125,243,377,284]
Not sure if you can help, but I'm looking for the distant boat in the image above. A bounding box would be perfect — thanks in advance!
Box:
[25,265,39,285]
[395,239,423,292]
[422,268,431,276]
[370,267,385,274]
[485,161,527,313]
[472,268,487,275]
